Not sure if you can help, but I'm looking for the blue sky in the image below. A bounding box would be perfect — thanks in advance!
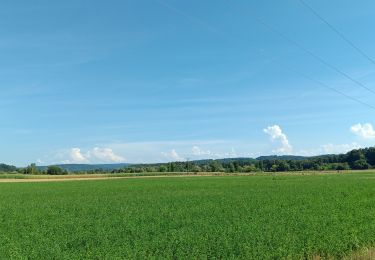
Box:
[1,0,375,166]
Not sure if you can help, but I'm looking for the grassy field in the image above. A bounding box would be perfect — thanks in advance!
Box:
[0,169,374,180]
[0,172,374,259]
[0,172,219,179]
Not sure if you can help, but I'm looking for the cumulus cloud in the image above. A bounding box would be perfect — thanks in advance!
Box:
[60,147,124,164]
[299,142,361,156]
[263,125,293,154]
[321,143,361,154]
[350,123,375,139]
[87,147,125,163]
[162,149,185,161]
[65,148,89,163]
[192,146,211,156]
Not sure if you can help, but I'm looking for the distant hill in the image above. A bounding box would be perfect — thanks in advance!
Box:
[0,163,17,172]
[194,158,258,164]
[7,147,372,174]
[194,156,318,163]
[36,156,319,172]
[256,155,310,161]
[38,163,131,172]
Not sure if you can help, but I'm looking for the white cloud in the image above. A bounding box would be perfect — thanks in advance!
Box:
[58,147,124,164]
[162,149,185,161]
[321,142,361,154]
[65,148,89,163]
[299,142,361,156]
[192,146,211,156]
[350,123,375,139]
[263,125,293,154]
[87,147,125,163]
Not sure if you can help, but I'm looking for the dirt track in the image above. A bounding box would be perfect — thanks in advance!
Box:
[0,174,218,183]
[0,170,369,183]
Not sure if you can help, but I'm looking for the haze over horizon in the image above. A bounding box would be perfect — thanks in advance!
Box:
[1,0,375,167]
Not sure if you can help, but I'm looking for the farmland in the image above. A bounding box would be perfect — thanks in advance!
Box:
[0,172,374,259]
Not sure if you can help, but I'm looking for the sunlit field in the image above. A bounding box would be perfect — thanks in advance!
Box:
[0,172,374,259]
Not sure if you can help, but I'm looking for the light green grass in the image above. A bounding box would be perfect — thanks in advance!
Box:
[0,172,374,259]
[0,169,374,179]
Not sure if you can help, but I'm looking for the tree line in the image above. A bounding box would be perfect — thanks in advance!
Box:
[1,147,375,175]
[0,163,67,175]
[112,147,375,173]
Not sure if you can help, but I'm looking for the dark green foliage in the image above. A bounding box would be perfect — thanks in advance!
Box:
[364,147,375,166]
[23,163,39,175]
[0,174,375,258]
[0,163,17,172]
[111,146,375,174]
[47,166,67,175]
[37,163,131,172]
[276,160,290,171]
[352,159,369,170]
[347,149,365,168]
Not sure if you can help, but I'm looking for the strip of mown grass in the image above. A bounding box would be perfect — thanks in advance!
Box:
[0,172,218,179]
[0,169,374,180]
[0,173,374,259]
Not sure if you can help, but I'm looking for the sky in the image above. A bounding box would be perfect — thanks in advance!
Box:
[1,0,375,166]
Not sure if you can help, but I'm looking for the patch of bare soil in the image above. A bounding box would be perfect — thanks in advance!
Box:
[344,248,375,260]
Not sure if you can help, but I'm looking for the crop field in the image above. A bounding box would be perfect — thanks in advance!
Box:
[0,172,374,259]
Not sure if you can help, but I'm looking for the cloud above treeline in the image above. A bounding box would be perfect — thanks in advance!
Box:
[42,122,374,165]
[350,123,375,139]
[192,146,211,156]
[263,125,293,154]
[161,149,185,161]
[61,147,125,164]
[262,123,372,156]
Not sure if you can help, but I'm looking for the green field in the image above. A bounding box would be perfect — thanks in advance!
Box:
[0,173,374,259]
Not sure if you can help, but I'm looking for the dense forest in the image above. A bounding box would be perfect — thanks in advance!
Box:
[1,147,375,174]
[112,147,375,174]
[0,163,17,172]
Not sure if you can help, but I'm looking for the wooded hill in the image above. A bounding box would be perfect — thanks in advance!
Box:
[1,147,374,174]
[113,147,374,173]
